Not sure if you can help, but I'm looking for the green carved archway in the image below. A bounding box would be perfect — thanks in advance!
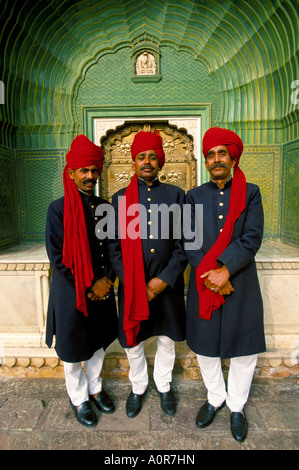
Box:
[1,0,298,148]
[0,0,298,246]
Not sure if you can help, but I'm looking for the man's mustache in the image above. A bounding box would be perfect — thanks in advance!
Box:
[83,179,97,184]
[141,165,155,171]
[209,162,229,170]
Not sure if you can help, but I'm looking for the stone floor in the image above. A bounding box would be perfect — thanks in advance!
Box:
[0,376,298,453]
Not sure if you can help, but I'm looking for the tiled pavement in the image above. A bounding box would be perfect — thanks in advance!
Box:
[0,376,298,452]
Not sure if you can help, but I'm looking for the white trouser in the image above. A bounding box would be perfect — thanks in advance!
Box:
[125,336,176,394]
[196,354,258,412]
[63,348,105,406]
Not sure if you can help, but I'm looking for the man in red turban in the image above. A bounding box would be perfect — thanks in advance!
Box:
[108,130,187,418]
[184,127,265,442]
[45,135,118,427]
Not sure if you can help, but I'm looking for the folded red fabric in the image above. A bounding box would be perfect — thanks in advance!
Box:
[62,135,104,316]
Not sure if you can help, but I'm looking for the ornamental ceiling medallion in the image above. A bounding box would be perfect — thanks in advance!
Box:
[101,122,196,200]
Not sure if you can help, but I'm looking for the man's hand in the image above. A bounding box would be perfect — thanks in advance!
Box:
[146,277,167,301]
[218,280,234,296]
[200,265,231,293]
[146,286,156,302]
[87,276,113,301]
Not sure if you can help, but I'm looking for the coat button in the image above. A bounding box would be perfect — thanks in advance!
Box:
[219,202,223,206]
[147,197,151,201]
[148,209,152,213]
[149,235,154,239]
[219,215,223,219]
[148,221,152,225]
[220,191,224,195]
[148,188,151,192]
[150,248,155,253]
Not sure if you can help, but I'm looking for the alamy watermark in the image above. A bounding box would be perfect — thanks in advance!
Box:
[95,198,203,251]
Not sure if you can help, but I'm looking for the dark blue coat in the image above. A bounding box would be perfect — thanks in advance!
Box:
[108,178,187,348]
[45,192,118,363]
[184,179,266,358]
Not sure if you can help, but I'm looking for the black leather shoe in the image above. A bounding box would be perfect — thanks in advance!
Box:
[90,390,115,414]
[69,400,98,427]
[159,389,176,416]
[196,400,225,428]
[126,390,146,418]
[230,411,248,442]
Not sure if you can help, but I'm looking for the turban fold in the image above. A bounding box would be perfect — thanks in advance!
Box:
[131,130,165,168]
[62,135,104,316]
[119,130,165,346]
[196,127,247,320]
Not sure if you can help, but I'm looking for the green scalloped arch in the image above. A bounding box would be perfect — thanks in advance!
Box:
[0,0,298,147]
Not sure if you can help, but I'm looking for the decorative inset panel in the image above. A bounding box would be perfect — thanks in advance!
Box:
[281,139,299,246]
[136,51,157,75]
[101,122,196,200]
[0,147,19,248]
[17,151,66,241]
[240,145,282,239]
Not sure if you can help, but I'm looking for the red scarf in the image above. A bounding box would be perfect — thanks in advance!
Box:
[119,174,149,346]
[62,135,104,316]
[120,130,165,346]
[196,128,246,320]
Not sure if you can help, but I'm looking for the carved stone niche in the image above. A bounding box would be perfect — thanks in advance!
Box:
[131,40,161,82]
[100,121,197,201]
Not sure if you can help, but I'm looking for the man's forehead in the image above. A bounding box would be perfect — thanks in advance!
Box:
[76,165,98,171]
[207,145,229,154]
[136,149,158,157]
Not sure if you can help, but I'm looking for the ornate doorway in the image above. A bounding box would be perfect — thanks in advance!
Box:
[99,121,197,200]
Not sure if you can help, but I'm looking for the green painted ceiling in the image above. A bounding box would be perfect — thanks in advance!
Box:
[0,0,298,145]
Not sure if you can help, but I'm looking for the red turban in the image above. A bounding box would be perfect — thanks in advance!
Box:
[62,135,104,317]
[196,127,247,320]
[66,134,104,172]
[131,130,165,168]
[202,127,243,165]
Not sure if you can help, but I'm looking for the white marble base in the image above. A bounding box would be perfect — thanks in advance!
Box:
[255,241,299,365]
[0,240,299,369]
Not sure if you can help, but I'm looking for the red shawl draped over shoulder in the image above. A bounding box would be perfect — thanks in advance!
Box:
[196,127,246,320]
[62,134,104,316]
[120,130,165,346]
